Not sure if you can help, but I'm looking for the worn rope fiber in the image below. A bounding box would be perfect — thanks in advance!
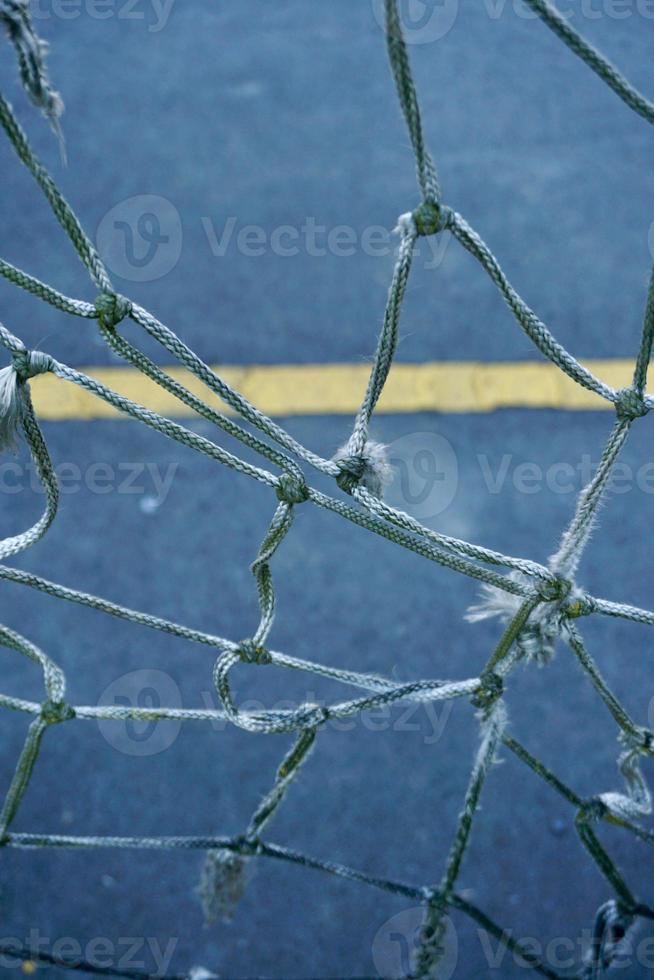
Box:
[1,1,654,977]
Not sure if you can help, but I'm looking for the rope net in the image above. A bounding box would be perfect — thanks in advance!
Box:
[1,1,654,976]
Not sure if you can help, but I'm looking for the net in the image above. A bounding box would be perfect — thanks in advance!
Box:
[1,1,654,977]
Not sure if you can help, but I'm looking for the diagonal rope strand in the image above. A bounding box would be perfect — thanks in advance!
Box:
[0,1,653,975]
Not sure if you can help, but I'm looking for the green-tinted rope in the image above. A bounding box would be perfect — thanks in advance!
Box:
[0,94,111,290]
[0,258,96,317]
[413,701,507,978]
[523,0,654,125]
[0,0,653,975]
[383,0,440,204]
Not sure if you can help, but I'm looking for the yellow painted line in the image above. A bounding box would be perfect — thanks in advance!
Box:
[28,359,633,420]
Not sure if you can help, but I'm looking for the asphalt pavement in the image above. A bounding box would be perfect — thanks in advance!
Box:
[1,2,654,977]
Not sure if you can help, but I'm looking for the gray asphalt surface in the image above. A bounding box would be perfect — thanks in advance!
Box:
[1,2,654,978]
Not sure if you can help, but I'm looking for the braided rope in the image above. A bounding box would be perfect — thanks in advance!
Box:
[1,3,654,977]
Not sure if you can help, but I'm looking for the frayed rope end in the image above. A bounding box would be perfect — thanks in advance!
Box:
[1,0,65,149]
[197,848,249,925]
[0,364,25,453]
[465,581,523,626]
[466,573,576,666]
[393,211,416,237]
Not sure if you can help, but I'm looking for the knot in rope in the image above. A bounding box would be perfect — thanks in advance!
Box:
[396,201,453,238]
[620,725,653,756]
[295,702,330,730]
[615,386,649,422]
[95,291,132,329]
[564,593,596,619]
[468,573,575,665]
[234,834,262,857]
[579,797,608,823]
[510,578,573,661]
[236,639,272,666]
[421,885,443,906]
[413,200,453,236]
[587,899,634,974]
[0,348,53,451]
[472,672,504,711]
[40,699,75,725]
[333,439,389,497]
[12,349,52,383]
[535,577,571,603]
[335,454,366,493]
[275,471,310,506]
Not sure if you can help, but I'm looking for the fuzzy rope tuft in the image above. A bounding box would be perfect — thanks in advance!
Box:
[333,439,391,498]
[0,0,64,139]
[197,848,249,924]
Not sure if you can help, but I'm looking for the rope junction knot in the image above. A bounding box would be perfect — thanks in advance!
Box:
[535,577,571,603]
[12,348,52,382]
[275,471,310,506]
[295,702,330,729]
[335,455,366,493]
[468,574,579,665]
[615,386,649,422]
[621,726,654,756]
[233,834,262,857]
[510,579,575,660]
[40,699,75,725]
[395,201,453,238]
[0,348,53,451]
[585,899,635,976]
[578,798,609,825]
[236,639,272,665]
[412,200,453,236]
[2,0,654,974]
[472,672,504,712]
[421,885,443,905]
[95,291,132,329]
[333,440,390,497]
[564,594,597,619]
